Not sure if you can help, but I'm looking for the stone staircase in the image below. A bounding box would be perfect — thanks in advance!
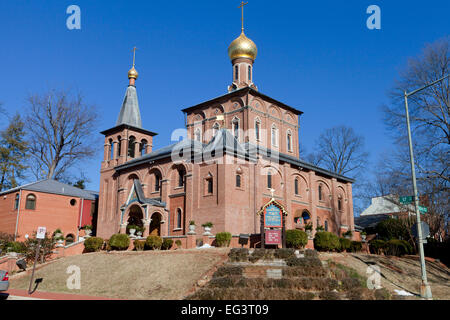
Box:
[187,248,392,300]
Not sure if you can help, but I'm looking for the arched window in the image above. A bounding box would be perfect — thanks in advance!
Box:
[317,218,320,228]
[294,178,299,195]
[338,197,342,211]
[248,65,252,81]
[232,117,240,140]
[235,65,239,80]
[207,176,213,194]
[25,194,36,210]
[140,139,148,156]
[178,167,185,187]
[117,136,122,158]
[255,118,261,141]
[318,185,323,201]
[14,194,19,210]
[267,171,272,189]
[236,174,241,188]
[177,209,182,229]
[109,139,114,160]
[154,172,161,192]
[287,131,292,152]
[128,136,136,158]
[271,125,278,147]
[195,128,201,142]
[324,220,328,232]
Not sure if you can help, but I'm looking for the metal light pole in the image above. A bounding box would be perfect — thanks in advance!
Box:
[403,73,449,299]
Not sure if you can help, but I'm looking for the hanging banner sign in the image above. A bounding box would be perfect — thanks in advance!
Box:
[264,204,283,228]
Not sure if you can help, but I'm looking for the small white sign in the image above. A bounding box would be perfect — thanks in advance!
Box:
[36,226,46,239]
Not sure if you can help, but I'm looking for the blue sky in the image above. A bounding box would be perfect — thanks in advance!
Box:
[0,0,449,207]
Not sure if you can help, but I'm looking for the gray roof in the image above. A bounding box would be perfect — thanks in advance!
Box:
[354,214,391,229]
[114,129,354,183]
[0,179,97,200]
[116,85,142,128]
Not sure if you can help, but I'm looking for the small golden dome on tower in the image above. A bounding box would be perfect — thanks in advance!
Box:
[228,31,258,61]
[128,66,138,79]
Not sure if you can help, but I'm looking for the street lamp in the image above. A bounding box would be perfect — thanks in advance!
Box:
[403,73,449,300]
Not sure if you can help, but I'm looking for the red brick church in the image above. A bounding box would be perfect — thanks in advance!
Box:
[96,15,356,245]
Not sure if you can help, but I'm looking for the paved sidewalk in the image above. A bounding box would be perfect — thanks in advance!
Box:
[4,288,119,300]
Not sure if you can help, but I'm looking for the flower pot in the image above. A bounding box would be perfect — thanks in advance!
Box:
[361,235,366,241]
[85,229,92,236]
[129,229,136,236]
[136,231,142,237]
[188,225,196,234]
[203,226,212,236]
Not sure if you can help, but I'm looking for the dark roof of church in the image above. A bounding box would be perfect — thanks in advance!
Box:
[354,214,391,229]
[181,87,304,116]
[0,179,97,200]
[116,85,142,128]
[114,129,354,183]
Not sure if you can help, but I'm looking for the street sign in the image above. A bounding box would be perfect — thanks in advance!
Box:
[36,227,46,239]
[411,222,430,239]
[399,196,413,204]
[419,206,428,213]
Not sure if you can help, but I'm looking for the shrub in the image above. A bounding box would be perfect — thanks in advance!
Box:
[6,241,26,253]
[286,257,322,267]
[134,239,145,251]
[213,265,243,278]
[84,237,104,252]
[215,232,232,247]
[369,240,386,254]
[314,231,340,252]
[202,222,213,228]
[342,231,352,238]
[385,239,413,256]
[23,232,55,263]
[161,238,173,250]
[286,229,308,249]
[350,241,363,252]
[375,219,409,241]
[229,248,249,262]
[108,234,130,251]
[248,249,274,263]
[274,248,296,260]
[304,249,319,259]
[175,239,182,248]
[189,220,195,226]
[338,238,351,252]
[145,235,163,250]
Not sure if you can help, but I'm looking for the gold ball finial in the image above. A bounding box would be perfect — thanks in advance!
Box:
[128,66,138,79]
[228,31,258,61]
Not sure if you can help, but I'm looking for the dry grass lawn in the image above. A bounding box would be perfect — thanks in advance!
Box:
[10,248,229,299]
[320,252,450,300]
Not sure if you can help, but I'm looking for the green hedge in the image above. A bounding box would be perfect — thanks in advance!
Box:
[108,234,130,251]
[314,232,340,252]
[161,238,173,250]
[6,241,26,253]
[146,235,163,250]
[369,240,386,254]
[338,238,351,252]
[375,219,409,241]
[286,230,308,249]
[385,239,413,256]
[350,241,362,252]
[134,239,145,251]
[84,237,104,252]
[215,232,232,247]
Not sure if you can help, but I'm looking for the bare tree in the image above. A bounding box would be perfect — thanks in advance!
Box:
[310,125,369,177]
[25,89,98,180]
[383,36,449,186]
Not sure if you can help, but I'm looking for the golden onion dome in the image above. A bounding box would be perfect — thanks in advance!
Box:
[128,66,139,79]
[228,31,257,61]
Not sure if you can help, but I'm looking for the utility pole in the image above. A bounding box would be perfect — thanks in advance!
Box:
[403,73,449,299]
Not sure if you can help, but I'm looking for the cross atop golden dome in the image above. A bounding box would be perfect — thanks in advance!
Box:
[228,2,257,61]
[128,47,139,80]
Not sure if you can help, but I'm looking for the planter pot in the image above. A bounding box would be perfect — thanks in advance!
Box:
[188,225,196,234]
[361,235,366,241]
[85,229,92,236]
[203,226,212,236]
[129,229,136,236]
[306,230,312,237]
[345,235,351,240]
[136,231,142,237]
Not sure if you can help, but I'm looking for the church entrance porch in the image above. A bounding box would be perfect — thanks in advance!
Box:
[149,212,162,236]
[126,205,144,236]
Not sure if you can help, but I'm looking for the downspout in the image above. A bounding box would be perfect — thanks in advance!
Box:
[14,189,22,241]
[77,198,84,241]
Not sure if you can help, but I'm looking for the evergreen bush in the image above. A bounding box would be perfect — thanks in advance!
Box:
[145,235,163,250]
[161,238,173,250]
[215,232,232,247]
[338,238,351,252]
[350,241,363,252]
[314,231,340,251]
[134,239,145,251]
[84,237,104,252]
[285,229,308,249]
[108,234,130,251]
[369,240,386,254]
[385,239,413,256]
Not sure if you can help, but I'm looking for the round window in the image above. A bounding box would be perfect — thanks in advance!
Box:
[70,199,76,206]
